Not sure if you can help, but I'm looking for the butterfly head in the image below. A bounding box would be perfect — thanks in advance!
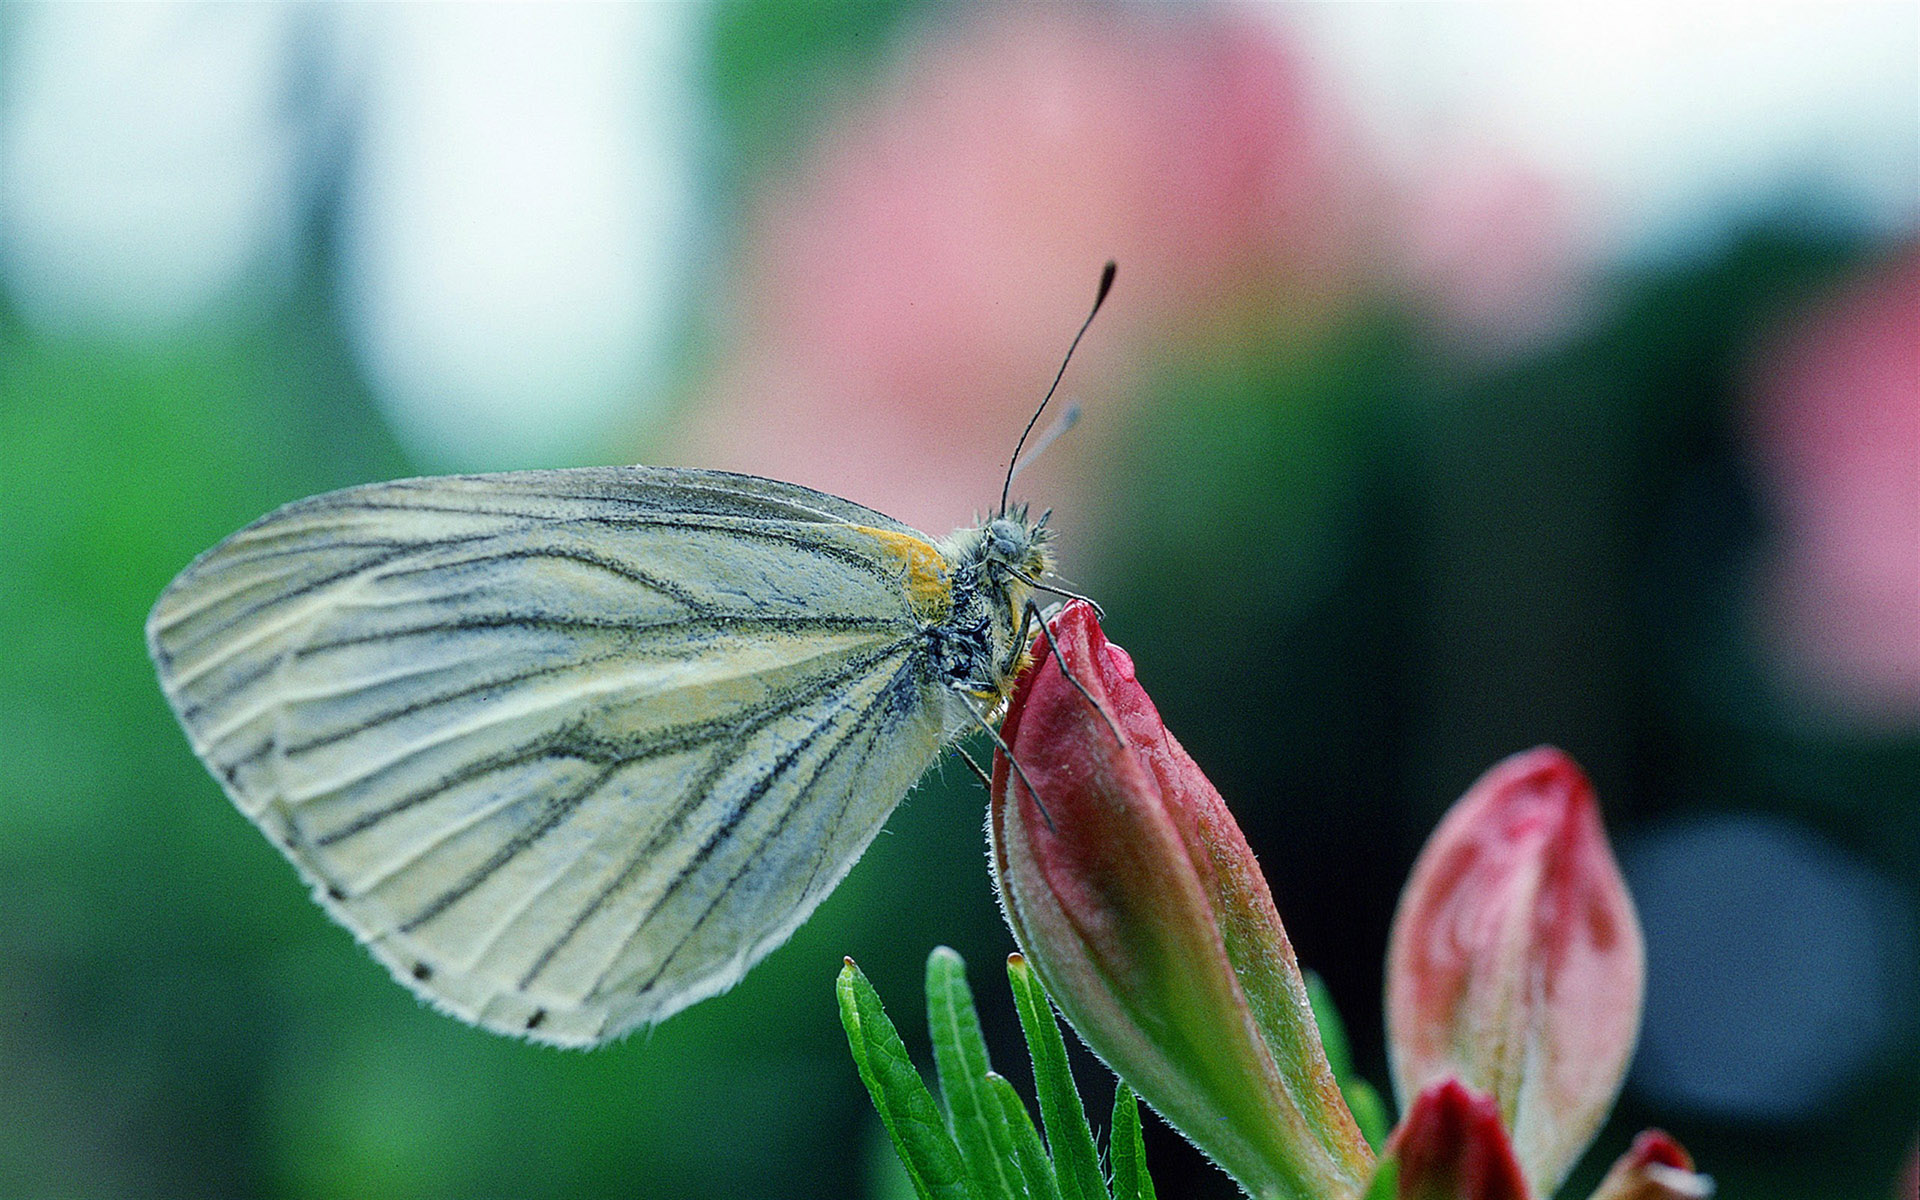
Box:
[980,504,1052,582]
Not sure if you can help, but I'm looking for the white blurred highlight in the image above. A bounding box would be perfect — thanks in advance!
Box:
[0,4,303,336]
[0,3,701,470]
[1289,5,1919,259]
[337,5,700,469]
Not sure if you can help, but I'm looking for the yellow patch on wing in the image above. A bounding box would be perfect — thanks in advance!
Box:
[851,526,953,621]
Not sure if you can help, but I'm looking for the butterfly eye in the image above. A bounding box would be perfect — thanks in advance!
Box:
[985,518,1026,564]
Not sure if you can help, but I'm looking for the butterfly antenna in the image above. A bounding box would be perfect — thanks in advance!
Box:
[1000,260,1116,517]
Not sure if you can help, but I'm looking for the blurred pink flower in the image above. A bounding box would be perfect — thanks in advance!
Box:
[1393,144,1588,354]
[671,6,1373,537]
[1386,747,1644,1200]
[1745,246,1920,727]
[1588,1131,1712,1200]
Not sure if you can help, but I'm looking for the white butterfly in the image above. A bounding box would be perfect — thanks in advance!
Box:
[149,265,1114,1048]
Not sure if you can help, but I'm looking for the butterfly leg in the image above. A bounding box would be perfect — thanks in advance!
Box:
[1022,598,1126,748]
[955,690,1057,833]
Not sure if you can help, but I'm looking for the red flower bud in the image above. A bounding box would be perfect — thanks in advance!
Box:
[1588,1130,1714,1200]
[1387,1078,1531,1200]
[1386,747,1645,1199]
[991,601,1373,1199]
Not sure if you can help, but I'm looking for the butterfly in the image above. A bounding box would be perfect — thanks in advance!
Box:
[147,263,1113,1047]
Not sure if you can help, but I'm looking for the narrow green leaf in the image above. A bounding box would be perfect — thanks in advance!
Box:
[1304,971,1354,1081]
[927,947,1026,1200]
[840,958,973,1200]
[868,1116,935,1200]
[1005,954,1109,1200]
[1304,971,1392,1151]
[1360,1157,1399,1200]
[1342,1079,1392,1154]
[988,1071,1064,1200]
[1107,1085,1156,1200]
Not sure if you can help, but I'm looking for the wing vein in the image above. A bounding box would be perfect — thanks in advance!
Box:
[360,641,915,944]
[397,762,622,933]
[625,657,913,1000]
[512,645,914,992]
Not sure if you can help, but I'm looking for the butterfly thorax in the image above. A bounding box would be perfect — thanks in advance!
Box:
[928,508,1053,722]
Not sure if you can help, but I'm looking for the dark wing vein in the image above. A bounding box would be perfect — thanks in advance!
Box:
[308,635,916,851]
[397,763,621,933]
[628,658,907,1001]
[377,639,914,941]
[283,614,905,760]
[511,643,915,990]
[369,544,716,614]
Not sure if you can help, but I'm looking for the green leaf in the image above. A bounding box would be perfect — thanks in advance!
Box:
[987,1072,1063,1200]
[927,947,1026,1200]
[1006,955,1109,1200]
[869,1116,936,1200]
[1304,971,1391,1151]
[1304,971,1354,1081]
[1107,1085,1156,1200]
[1360,1157,1399,1200]
[1342,1079,1392,1154]
[840,958,973,1200]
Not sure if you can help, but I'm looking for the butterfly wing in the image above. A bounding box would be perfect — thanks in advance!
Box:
[148,467,952,1045]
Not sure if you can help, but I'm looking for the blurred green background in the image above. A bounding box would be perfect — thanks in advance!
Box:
[3,4,1916,1198]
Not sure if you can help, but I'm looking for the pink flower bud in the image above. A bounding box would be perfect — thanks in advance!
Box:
[1386,747,1645,1199]
[1588,1131,1714,1200]
[1387,1078,1530,1200]
[991,601,1373,1200]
